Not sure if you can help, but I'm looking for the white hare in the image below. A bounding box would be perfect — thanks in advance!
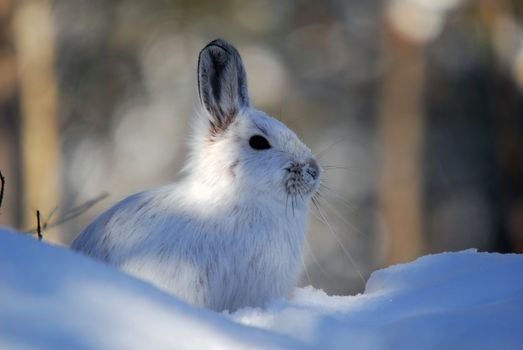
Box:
[71,39,322,312]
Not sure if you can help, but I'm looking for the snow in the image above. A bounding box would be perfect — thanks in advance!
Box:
[1,227,522,350]
[234,251,523,349]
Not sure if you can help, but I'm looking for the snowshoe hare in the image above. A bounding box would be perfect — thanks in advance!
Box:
[72,39,322,311]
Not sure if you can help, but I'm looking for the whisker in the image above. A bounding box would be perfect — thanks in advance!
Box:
[310,196,330,275]
[284,113,307,127]
[311,194,321,211]
[316,194,365,236]
[322,166,358,173]
[320,183,332,191]
[46,206,59,223]
[321,165,352,169]
[319,185,358,211]
[300,251,313,286]
[285,194,289,218]
[277,102,283,122]
[304,238,329,278]
[311,202,366,286]
[314,136,348,160]
[292,194,296,217]
[297,190,304,203]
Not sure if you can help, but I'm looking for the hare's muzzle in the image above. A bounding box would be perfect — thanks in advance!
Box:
[307,158,320,181]
[284,158,322,196]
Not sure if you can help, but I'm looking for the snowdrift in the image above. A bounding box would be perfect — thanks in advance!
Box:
[1,228,522,349]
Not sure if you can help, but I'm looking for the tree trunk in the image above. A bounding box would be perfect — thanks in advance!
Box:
[378,20,426,265]
[13,0,61,240]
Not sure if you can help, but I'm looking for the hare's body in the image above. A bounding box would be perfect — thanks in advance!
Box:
[72,39,321,311]
[73,181,308,311]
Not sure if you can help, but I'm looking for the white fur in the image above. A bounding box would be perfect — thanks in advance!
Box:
[72,40,321,311]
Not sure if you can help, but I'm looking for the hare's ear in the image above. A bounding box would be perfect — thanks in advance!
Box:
[197,39,250,135]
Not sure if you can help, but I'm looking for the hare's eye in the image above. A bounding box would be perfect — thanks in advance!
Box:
[249,135,271,150]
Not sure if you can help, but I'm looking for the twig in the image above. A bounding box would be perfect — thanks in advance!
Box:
[25,192,109,234]
[50,193,109,227]
[0,171,5,209]
[43,206,59,229]
[36,210,42,240]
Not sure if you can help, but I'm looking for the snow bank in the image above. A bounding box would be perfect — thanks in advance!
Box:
[0,228,302,350]
[234,251,523,349]
[1,228,522,350]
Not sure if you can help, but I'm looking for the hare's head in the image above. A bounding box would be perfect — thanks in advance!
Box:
[187,39,321,209]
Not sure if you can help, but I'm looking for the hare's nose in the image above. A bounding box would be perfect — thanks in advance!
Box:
[306,158,320,180]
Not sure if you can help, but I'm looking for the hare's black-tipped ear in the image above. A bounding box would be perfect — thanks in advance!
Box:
[197,39,250,135]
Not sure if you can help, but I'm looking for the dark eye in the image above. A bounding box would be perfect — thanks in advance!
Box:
[249,135,271,150]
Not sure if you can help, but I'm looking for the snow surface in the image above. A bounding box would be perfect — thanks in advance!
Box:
[1,227,522,350]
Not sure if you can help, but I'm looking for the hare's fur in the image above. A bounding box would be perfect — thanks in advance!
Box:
[72,39,321,311]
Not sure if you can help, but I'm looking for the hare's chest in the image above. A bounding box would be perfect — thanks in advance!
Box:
[204,227,303,311]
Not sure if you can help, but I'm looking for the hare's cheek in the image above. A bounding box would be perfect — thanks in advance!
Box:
[228,160,240,178]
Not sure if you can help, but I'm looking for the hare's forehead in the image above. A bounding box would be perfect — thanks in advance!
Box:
[240,110,311,153]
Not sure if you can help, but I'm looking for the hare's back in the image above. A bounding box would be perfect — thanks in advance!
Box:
[71,186,182,263]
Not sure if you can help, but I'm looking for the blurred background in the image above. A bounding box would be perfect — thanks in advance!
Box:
[1,0,522,295]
